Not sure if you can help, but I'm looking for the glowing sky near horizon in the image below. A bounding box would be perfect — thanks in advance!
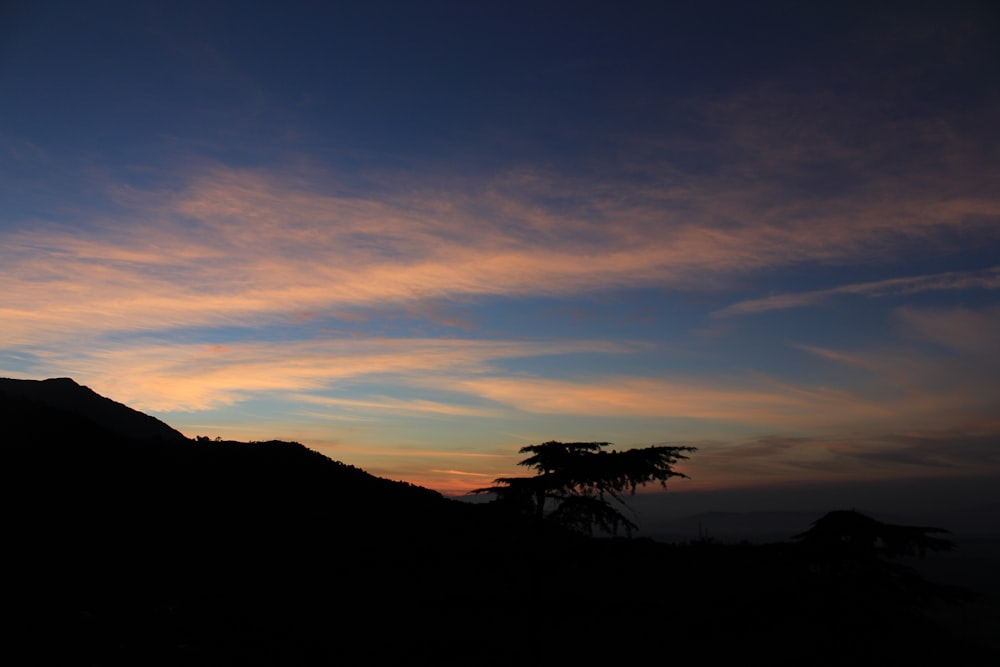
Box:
[2,1,999,496]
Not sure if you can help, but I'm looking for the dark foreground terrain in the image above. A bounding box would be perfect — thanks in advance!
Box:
[3,379,997,665]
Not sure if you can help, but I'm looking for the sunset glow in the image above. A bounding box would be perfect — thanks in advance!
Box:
[2,1,998,502]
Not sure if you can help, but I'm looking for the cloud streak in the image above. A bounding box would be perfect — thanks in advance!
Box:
[451,374,893,428]
[21,336,631,412]
[688,424,1000,490]
[4,158,999,350]
[714,267,1000,317]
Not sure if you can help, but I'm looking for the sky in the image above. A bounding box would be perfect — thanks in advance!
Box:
[2,1,999,511]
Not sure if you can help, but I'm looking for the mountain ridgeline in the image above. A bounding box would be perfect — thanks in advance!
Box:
[0,377,186,441]
[2,377,992,665]
[1,377,469,542]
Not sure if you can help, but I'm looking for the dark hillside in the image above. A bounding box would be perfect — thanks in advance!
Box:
[2,384,994,665]
[0,377,186,441]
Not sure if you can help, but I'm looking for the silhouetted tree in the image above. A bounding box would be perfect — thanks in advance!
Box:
[793,510,962,606]
[795,510,955,560]
[472,441,695,536]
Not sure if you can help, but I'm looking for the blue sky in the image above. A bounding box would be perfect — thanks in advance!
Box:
[2,1,999,504]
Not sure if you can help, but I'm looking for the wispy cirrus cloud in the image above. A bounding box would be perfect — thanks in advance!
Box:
[452,373,902,430]
[713,267,1000,318]
[19,336,633,412]
[825,428,1000,470]
[688,424,1000,489]
[7,19,1000,349]
[4,156,999,350]
[4,3,997,357]
[895,304,1000,354]
[292,393,504,420]
[791,304,1000,430]
[19,300,996,445]
[799,303,1000,369]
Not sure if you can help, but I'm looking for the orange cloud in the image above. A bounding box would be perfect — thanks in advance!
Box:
[23,337,631,412]
[451,374,893,429]
[4,156,998,350]
[292,394,504,419]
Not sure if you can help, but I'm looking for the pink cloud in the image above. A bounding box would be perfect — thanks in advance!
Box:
[3,152,998,350]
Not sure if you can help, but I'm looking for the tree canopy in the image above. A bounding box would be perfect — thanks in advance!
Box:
[472,441,696,536]
[794,510,955,559]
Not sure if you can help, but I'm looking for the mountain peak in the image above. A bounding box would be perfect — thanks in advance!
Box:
[0,377,186,441]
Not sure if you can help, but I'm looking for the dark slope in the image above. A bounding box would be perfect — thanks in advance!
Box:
[2,384,993,665]
[1,391,598,665]
[0,385,469,543]
[0,377,186,440]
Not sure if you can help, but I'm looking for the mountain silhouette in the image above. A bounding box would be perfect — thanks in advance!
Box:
[2,378,993,665]
[1,377,462,540]
[0,376,186,440]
